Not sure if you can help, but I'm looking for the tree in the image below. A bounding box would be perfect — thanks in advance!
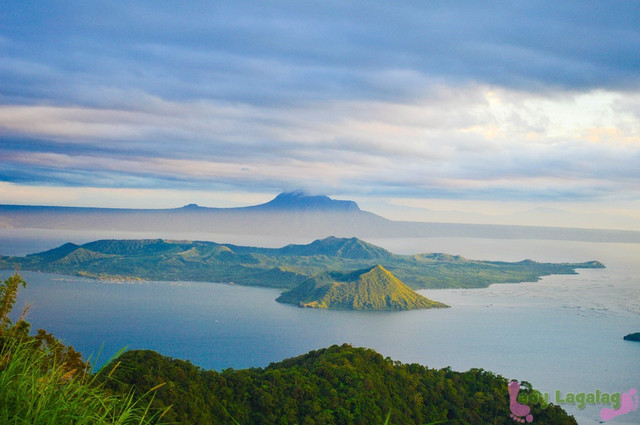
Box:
[0,273,86,373]
[0,273,28,339]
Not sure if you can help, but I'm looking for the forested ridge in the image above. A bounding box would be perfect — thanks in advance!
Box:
[103,344,577,425]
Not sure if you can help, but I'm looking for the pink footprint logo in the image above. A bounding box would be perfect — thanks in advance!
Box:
[508,381,534,423]
[600,388,639,421]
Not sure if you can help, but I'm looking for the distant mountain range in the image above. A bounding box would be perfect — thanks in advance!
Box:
[276,265,447,310]
[1,191,639,243]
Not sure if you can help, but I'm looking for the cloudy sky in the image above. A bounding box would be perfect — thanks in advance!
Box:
[1,1,639,229]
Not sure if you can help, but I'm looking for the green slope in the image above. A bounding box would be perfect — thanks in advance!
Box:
[0,237,605,292]
[277,265,447,310]
[102,344,578,425]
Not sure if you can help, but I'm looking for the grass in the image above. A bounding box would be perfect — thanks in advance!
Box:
[0,338,166,425]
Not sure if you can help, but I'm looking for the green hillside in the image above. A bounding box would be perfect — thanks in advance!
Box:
[277,265,447,310]
[0,237,605,292]
[102,344,577,425]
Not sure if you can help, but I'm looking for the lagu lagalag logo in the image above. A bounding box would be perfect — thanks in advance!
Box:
[508,380,639,423]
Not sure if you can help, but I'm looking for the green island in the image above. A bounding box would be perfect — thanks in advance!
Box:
[277,265,447,310]
[0,236,604,290]
[0,236,604,311]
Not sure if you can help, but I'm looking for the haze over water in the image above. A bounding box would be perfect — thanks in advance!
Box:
[2,229,639,424]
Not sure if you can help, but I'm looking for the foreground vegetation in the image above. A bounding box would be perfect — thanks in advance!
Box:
[0,237,605,290]
[0,274,165,425]
[103,344,577,425]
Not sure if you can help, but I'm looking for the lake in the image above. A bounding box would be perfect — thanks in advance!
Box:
[2,228,639,424]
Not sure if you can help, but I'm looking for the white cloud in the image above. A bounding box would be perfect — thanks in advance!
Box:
[1,85,639,206]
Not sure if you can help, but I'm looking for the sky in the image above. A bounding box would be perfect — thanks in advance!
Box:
[1,1,639,229]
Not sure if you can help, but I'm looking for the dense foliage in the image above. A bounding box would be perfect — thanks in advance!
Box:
[0,237,604,291]
[277,265,447,310]
[104,344,577,425]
